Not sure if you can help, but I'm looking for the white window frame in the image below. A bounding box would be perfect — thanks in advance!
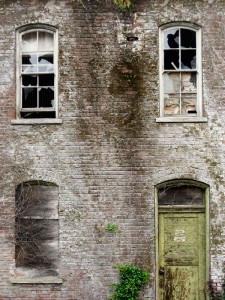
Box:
[156,22,207,123]
[14,24,61,124]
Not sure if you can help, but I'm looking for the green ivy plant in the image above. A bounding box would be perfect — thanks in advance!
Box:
[110,264,150,300]
[114,0,132,9]
[104,224,120,235]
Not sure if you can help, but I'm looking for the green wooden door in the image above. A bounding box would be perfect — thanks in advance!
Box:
[158,213,206,300]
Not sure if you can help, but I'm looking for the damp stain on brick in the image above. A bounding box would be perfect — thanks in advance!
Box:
[106,52,146,135]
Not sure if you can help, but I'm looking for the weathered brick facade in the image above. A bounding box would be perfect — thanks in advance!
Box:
[0,0,224,298]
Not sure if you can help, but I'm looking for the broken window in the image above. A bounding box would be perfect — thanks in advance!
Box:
[160,25,202,119]
[17,26,58,119]
[15,181,59,278]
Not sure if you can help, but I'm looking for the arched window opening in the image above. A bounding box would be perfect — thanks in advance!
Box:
[17,25,58,119]
[158,22,205,122]
[15,181,59,278]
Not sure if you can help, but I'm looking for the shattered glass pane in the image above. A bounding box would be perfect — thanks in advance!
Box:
[39,87,54,107]
[22,55,37,73]
[38,54,54,64]
[164,73,180,94]
[181,94,197,114]
[181,50,196,69]
[38,31,54,51]
[22,54,37,65]
[22,88,37,108]
[181,73,197,92]
[164,95,180,115]
[164,28,179,48]
[22,75,37,86]
[180,29,196,48]
[38,55,54,72]
[21,32,37,52]
[164,50,179,70]
[39,74,54,86]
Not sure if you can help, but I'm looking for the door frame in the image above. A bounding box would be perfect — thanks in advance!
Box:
[155,179,210,300]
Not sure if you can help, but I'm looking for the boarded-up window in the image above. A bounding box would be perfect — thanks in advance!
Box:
[15,181,59,277]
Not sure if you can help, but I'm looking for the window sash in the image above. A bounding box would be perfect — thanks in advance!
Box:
[17,27,58,119]
[159,25,202,119]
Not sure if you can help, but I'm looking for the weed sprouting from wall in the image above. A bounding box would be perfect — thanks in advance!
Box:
[110,264,150,300]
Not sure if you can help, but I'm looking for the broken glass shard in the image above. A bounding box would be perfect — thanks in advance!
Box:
[22,55,38,73]
[38,55,54,72]
[38,54,54,64]
[181,50,196,69]
[164,28,179,49]
[22,75,37,86]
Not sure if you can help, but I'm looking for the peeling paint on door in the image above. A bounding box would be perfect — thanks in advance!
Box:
[158,213,206,300]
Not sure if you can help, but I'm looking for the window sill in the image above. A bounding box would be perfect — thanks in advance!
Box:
[156,117,207,123]
[10,276,63,284]
[11,119,62,125]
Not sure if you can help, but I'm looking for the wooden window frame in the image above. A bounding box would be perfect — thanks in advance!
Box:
[14,24,61,124]
[156,22,207,123]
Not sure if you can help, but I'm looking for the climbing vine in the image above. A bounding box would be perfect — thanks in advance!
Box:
[110,264,150,300]
[114,0,132,9]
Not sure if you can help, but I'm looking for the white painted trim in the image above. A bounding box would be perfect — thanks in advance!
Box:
[159,23,204,121]
[11,118,62,125]
[16,25,58,120]
[156,116,207,123]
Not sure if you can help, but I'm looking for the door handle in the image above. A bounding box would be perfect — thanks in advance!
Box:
[159,267,165,276]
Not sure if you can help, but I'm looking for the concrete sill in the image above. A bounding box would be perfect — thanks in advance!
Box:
[156,117,208,123]
[11,119,63,125]
[10,276,63,284]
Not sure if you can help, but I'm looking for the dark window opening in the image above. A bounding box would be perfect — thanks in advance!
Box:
[21,111,56,119]
[15,182,59,277]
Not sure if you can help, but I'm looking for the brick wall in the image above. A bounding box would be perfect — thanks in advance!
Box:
[0,0,224,298]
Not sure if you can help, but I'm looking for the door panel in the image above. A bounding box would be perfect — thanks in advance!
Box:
[158,213,206,300]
